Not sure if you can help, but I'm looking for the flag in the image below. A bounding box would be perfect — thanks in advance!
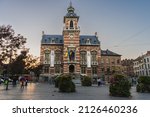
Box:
[65,51,68,57]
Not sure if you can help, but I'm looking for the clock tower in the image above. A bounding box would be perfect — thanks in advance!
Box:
[63,2,80,74]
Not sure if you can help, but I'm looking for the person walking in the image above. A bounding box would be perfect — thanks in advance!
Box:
[97,78,101,86]
[25,79,28,86]
[20,76,25,89]
[4,78,9,90]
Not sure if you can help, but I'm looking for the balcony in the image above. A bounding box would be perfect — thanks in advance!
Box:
[54,61,61,64]
[91,61,98,65]
[63,26,80,31]
[43,61,50,65]
[80,61,87,65]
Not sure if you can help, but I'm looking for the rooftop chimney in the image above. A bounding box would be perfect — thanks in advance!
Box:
[42,31,44,35]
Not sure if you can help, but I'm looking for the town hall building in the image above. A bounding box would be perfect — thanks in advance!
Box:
[40,3,101,79]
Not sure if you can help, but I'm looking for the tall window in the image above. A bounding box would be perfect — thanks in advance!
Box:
[91,51,97,62]
[106,58,109,64]
[144,59,146,63]
[148,64,150,69]
[80,51,86,64]
[45,50,50,63]
[70,20,74,29]
[147,58,149,62]
[117,59,120,64]
[55,50,61,63]
[55,65,61,74]
[92,67,97,75]
[44,66,49,73]
[81,67,86,74]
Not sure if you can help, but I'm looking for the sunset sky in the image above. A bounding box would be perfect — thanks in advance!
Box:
[0,0,150,59]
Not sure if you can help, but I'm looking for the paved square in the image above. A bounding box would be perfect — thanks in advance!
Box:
[0,83,150,100]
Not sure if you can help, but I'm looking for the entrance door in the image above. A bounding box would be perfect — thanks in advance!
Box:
[69,65,75,73]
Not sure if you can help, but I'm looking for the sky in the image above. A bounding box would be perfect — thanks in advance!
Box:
[0,0,150,59]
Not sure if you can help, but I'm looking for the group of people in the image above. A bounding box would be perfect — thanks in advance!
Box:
[19,76,28,88]
[0,76,29,90]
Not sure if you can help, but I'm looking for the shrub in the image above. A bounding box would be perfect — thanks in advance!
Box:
[109,74,131,97]
[54,75,61,88]
[136,76,150,93]
[81,76,92,86]
[56,74,76,92]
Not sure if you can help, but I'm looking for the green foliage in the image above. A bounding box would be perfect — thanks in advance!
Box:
[0,25,26,63]
[9,53,26,75]
[81,76,92,86]
[55,74,76,92]
[136,76,150,93]
[54,75,61,88]
[0,25,26,76]
[109,74,131,97]
[31,64,43,77]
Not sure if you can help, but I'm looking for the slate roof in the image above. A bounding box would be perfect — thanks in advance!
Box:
[101,49,121,56]
[65,11,78,17]
[41,35,63,44]
[41,35,100,45]
[80,35,100,45]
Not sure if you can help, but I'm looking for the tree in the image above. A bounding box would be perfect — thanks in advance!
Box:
[109,74,131,97]
[136,76,150,93]
[0,25,26,75]
[9,50,27,76]
[24,55,43,78]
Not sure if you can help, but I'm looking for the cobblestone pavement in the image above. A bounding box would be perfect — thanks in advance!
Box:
[0,83,150,100]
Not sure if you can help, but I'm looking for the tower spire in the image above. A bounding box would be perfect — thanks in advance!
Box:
[67,0,75,14]
[70,0,72,7]
[64,1,79,23]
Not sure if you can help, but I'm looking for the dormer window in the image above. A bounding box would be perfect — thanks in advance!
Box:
[86,39,91,44]
[56,38,58,43]
[45,39,47,43]
[70,20,74,29]
[51,38,55,44]
[60,40,62,43]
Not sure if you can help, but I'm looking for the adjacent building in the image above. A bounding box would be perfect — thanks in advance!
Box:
[133,51,150,77]
[121,59,134,77]
[101,49,121,81]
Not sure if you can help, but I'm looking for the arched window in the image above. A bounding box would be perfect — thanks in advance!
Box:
[44,50,50,64]
[91,51,97,62]
[80,51,87,64]
[55,50,61,63]
[70,20,74,29]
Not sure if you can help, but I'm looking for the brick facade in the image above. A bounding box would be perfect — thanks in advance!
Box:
[40,4,101,79]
